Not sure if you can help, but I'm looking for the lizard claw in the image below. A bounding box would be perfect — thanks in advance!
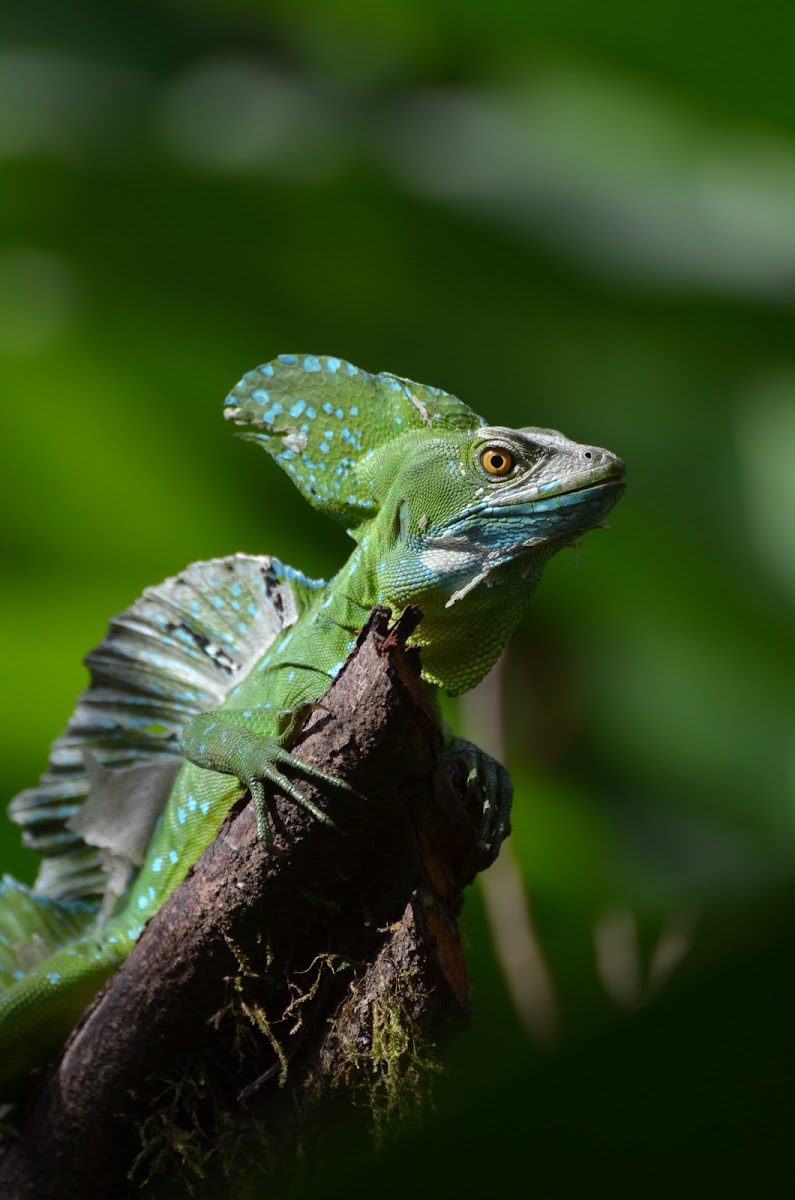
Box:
[447,736,513,871]
[242,750,352,849]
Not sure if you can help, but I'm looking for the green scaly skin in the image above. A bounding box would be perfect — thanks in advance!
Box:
[0,355,625,1095]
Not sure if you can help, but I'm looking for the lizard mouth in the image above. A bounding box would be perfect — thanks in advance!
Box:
[561,475,627,499]
[524,464,627,519]
[556,451,626,494]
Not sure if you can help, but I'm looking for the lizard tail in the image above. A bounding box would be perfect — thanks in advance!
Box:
[0,875,98,996]
[0,917,131,1096]
[0,874,108,1093]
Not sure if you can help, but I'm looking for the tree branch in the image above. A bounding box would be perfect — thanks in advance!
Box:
[0,607,484,1199]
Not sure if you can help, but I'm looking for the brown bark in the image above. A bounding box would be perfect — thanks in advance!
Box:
[0,607,482,1199]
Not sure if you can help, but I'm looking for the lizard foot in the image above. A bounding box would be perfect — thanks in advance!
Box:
[445,736,513,872]
[180,713,353,849]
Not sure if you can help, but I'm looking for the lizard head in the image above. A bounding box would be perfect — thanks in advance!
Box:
[225,354,626,692]
[372,423,625,607]
[367,423,625,691]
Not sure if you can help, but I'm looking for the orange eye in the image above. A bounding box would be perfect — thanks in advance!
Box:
[480,447,514,476]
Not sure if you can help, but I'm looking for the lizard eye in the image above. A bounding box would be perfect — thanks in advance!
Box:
[480,447,515,477]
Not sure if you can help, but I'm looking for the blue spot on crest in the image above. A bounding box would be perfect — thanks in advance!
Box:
[326,357,341,371]
[345,362,357,375]
[279,353,297,365]
[252,388,269,403]
[260,362,274,376]
[303,355,321,372]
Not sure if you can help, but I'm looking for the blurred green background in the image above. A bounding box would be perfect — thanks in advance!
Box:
[1,0,793,1192]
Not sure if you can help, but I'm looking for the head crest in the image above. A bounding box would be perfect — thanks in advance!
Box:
[224,354,484,528]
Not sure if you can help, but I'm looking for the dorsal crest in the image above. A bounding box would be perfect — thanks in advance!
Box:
[224,354,484,529]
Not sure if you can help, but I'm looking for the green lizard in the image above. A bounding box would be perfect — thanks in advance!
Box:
[0,354,625,1095]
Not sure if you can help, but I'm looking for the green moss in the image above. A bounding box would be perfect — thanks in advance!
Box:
[335,963,442,1142]
[129,1067,214,1196]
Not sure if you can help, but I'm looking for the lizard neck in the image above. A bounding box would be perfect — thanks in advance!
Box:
[403,563,543,695]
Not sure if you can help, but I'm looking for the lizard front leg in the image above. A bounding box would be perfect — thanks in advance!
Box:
[444,734,513,871]
[180,710,351,848]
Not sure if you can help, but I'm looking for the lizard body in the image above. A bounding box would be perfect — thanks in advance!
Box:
[0,354,625,1094]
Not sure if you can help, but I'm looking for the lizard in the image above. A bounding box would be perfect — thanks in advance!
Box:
[0,353,625,1096]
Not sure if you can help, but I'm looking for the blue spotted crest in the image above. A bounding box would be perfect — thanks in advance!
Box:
[8,555,309,902]
[224,354,485,530]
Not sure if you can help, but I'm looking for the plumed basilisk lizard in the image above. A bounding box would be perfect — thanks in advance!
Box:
[0,354,625,1094]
